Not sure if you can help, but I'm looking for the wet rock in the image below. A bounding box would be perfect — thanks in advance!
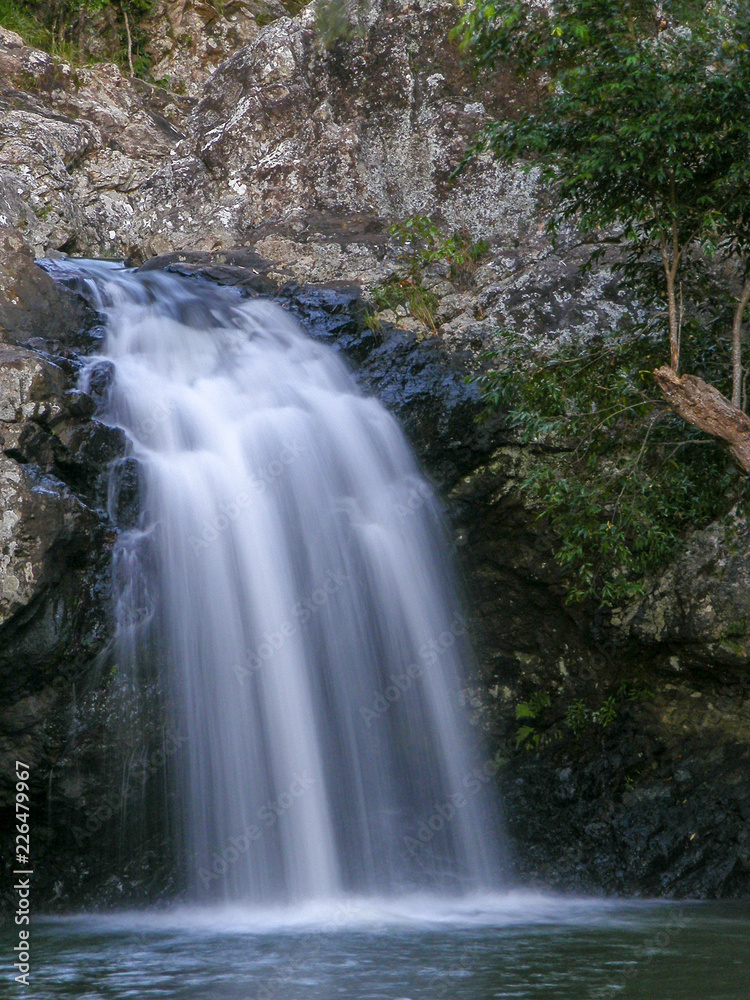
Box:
[501,702,750,899]
[616,508,750,674]
[0,361,117,828]
[84,360,116,404]
[138,245,278,295]
[109,456,142,530]
[0,231,128,907]
[0,460,108,666]
[51,419,127,508]
[0,227,94,349]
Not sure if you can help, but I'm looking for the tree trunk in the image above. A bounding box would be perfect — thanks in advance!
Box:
[123,7,134,77]
[654,365,750,474]
[660,229,681,372]
[732,274,750,409]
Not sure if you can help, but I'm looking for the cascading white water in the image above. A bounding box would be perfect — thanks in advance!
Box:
[45,259,505,903]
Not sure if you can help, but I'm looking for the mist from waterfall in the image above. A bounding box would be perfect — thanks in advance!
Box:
[46,258,505,904]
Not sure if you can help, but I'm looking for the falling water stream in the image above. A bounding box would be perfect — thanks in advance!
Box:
[22,259,749,1000]
[45,258,503,903]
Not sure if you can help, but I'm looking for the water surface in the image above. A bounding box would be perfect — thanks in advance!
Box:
[11,893,750,999]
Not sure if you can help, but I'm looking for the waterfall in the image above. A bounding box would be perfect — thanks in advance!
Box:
[44,259,505,904]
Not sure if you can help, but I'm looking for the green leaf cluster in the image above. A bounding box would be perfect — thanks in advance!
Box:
[0,0,154,75]
[388,215,489,276]
[565,696,618,736]
[457,0,750,380]
[371,277,439,329]
[473,324,742,604]
[565,681,652,736]
[371,216,488,330]
[515,691,551,748]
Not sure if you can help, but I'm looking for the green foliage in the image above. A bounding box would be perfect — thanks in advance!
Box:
[514,690,551,721]
[566,695,618,736]
[457,0,750,376]
[458,0,750,244]
[515,725,539,749]
[315,0,365,50]
[389,216,483,273]
[0,0,51,48]
[389,215,489,278]
[0,0,154,76]
[368,216,485,330]
[514,691,550,749]
[565,699,591,737]
[595,695,618,728]
[372,278,439,330]
[513,682,652,748]
[456,0,708,78]
[461,1,750,600]
[566,682,652,736]
[473,325,741,604]
[372,215,489,329]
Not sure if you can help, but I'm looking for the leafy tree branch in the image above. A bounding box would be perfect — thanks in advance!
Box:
[457,0,750,468]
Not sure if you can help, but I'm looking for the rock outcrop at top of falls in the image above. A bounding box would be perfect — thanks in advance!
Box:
[0,0,749,904]
[3,1,535,257]
[0,4,637,346]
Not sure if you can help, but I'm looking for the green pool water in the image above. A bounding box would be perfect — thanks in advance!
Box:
[4,892,749,999]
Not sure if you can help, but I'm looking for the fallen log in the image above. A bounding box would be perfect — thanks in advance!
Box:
[653,365,750,474]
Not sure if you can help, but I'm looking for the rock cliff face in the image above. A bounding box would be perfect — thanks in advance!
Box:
[0,24,192,259]
[0,230,113,693]
[143,0,290,96]
[0,230,129,905]
[0,0,749,904]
